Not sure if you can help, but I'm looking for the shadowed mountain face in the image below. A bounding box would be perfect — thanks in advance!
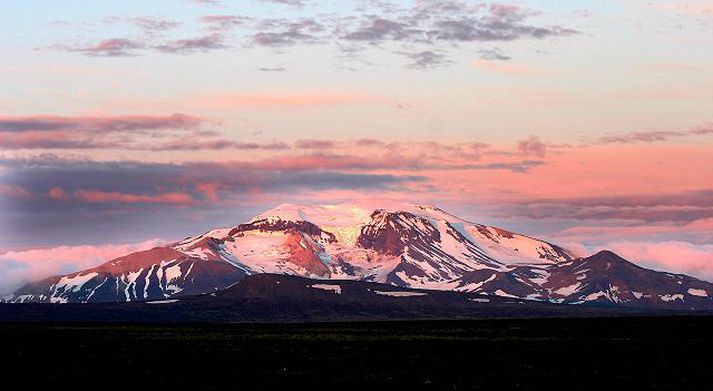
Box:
[6,202,713,310]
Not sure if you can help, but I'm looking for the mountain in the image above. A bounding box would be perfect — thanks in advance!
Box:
[0,274,665,323]
[6,200,713,310]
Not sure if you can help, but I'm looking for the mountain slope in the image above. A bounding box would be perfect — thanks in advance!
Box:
[6,201,713,310]
[0,274,673,323]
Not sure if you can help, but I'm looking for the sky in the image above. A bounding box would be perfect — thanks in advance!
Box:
[0,0,712,291]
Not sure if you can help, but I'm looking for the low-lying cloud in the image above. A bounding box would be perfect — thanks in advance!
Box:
[0,239,164,295]
[601,241,713,283]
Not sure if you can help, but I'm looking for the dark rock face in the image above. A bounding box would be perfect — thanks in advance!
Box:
[357,210,440,256]
[233,218,336,243]
[360,211,503,287]
[281,231,330,277]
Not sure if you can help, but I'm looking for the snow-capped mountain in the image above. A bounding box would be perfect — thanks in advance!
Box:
[7,201,713,309]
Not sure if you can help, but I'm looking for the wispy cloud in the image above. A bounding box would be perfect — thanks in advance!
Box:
[251,18,324,46]
[0,113,253,151]
[199,15,250,31]
[258,66,286,72]
[44,1,578,68]
[60,38,144,57]
[477,47,511,61]
[595,124,713,144]
[517,136,547,157]
[493,189,713,225]
[260,0,306,7]
[105,16,181,33]
[189,0,222,5]
[342,2,577,44]
[0,113,203,133]
[399,50,452,69]
[154,33,227,53]
[295,139,337,149]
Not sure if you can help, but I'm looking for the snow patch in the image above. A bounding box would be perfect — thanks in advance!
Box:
[659,294,684,302]
[494,289,519,298]
[310,284,342,294]
[688,288,707,297]
[374,290,427,297]
[553,283,581,296]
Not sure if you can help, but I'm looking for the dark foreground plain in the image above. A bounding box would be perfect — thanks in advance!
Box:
[2,317,712,390]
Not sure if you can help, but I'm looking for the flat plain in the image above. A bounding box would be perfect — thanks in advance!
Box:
[2,317,711,390]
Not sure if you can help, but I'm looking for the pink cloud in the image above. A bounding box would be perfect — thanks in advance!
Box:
[0,239,164,295]
[48,187,67,200]
[195,182,220,202]
[75,190,193,205]
[69,38,143,56]
[471,60,551,76]
[603,241,713,283]
[451,144,713,201]
[295,139,337,149]
[0,184,31,198]
[517,136,547,157]
[552,219,713,243]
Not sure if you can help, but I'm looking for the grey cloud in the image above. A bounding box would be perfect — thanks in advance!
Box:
[47,1,578,68]
[400,50,451,69]
[154,33,227,53]
[54,34,227,56]
[258,66,286,72]
[200,15,251,31]
[0,156,425,248]
[493,190,713,224]
[0,113,203,133]
[431,19,577,42]
[146,140,290,151]
[0,113,262,151]
[343,2,577,44]
[517,136,547,157]
[261,0,306,6]
[294,139,336,149]
[344,18,422,42]
[251,18,324,46]
[477,47,511,60]
[595,125,713,144]
[65,38,144,57]
[105,16,181,33]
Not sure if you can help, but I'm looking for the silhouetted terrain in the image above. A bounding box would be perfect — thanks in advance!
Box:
[2,317,712,390]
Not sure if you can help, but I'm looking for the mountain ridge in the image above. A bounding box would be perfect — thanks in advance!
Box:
[6,201,713,310]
